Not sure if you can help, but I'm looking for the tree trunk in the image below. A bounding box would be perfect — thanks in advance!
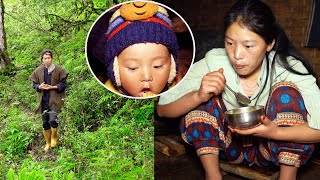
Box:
[0,0,10,70]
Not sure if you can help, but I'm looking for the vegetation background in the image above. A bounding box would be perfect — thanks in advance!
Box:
[0,0,154,179]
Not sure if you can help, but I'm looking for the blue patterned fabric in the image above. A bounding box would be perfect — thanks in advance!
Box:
[181,82,315,167]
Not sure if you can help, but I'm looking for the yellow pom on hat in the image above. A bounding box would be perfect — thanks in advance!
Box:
[120,1,158,21]
[109,2,168,24]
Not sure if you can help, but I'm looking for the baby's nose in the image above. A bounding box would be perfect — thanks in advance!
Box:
[141,69,153,82]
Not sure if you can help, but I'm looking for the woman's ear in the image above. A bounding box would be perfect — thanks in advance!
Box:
[267,39,275,52]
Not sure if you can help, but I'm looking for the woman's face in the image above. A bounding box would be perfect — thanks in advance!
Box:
[42,53,53,68]
[225,22,274,78]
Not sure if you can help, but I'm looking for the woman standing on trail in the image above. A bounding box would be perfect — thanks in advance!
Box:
[29,50,68,152]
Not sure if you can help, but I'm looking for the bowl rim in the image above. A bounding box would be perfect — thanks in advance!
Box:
[225,105,264,115]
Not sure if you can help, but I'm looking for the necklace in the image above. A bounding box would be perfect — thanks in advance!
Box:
[241,78,258,91]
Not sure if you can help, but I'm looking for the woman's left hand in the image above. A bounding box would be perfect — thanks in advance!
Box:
[229,115,279,139]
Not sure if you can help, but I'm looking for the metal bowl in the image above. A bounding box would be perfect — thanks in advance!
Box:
[225,106,265,129]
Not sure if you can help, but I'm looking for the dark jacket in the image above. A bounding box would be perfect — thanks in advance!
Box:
[29,64,68,113]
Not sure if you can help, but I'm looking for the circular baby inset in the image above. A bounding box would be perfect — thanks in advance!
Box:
[86,1,195,99]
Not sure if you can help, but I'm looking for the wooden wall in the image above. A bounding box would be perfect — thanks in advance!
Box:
[265,0,320,76]
[161,0,320,80]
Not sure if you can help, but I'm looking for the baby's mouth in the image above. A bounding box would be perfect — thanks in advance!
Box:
[139,88,156,97]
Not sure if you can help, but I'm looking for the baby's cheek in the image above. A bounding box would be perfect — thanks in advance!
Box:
[154,74,170,92]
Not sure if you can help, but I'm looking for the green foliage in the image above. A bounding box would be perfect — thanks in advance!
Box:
[6,158,76,179]
[0,63,17,76]
[6,168,15,180]
[0,151,7,177]
[7,167,46,180]
[0,67,39,110]
[1,0,153,179]
[0,107,36,160]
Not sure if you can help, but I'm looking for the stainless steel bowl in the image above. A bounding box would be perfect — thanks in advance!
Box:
[225,106,265,129]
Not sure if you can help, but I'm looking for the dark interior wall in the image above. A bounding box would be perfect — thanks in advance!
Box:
[160,0,237,31]
[264,0,320,76]
[160,0,320,80]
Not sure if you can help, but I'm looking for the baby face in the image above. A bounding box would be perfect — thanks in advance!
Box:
[118,43,171,97]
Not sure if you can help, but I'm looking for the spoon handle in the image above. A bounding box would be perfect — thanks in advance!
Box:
[224,83,236,95]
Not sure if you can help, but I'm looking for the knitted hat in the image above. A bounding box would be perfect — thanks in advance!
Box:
[105,1,179,93]
[41,49,53,58]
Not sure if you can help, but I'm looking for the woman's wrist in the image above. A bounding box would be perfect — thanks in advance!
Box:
[271,125,284,140]
[195,90,212,104]
[194,90,207,104]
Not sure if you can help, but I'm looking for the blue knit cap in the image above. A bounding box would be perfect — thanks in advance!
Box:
[105,2,179,93]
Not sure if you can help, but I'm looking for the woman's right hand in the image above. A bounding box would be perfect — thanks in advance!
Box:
[197,68,226,103]
[38,82,46,90]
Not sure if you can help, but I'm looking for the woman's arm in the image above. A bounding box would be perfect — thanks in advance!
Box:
[157,49,231,118]
[276,124,320,143]
[157,68,226,118]
[232,116,320,143]
[157,91,203,118]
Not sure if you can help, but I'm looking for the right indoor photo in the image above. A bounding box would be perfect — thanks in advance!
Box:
[155,0,320,179]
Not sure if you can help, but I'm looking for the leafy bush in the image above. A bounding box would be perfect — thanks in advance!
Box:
[6,160,76,180]
[0,107,36,160]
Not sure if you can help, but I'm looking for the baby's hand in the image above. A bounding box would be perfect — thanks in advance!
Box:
[197,68,226,102]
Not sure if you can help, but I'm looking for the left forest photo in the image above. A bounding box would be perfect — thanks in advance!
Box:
[0,0,154,179]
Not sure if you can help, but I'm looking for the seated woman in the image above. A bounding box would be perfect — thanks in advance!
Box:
[157,0,320,179]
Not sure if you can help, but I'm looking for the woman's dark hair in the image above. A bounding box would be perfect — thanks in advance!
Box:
[41,49,53,59]
[224,0,318,102]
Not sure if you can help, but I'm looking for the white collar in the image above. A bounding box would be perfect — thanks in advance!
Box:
[47,64,56,74]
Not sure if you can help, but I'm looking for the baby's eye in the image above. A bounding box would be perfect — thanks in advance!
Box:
[225,41,233,46]
[127,67,138,71]
[246,45,254,48]
[154,65,164,69]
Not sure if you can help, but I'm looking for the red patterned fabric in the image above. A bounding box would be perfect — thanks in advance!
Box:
[181,82,314,167]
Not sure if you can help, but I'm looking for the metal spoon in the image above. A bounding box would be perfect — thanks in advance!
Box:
[224,83,251,105]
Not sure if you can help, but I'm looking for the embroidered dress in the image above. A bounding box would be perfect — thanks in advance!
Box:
[181,82,314,167]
